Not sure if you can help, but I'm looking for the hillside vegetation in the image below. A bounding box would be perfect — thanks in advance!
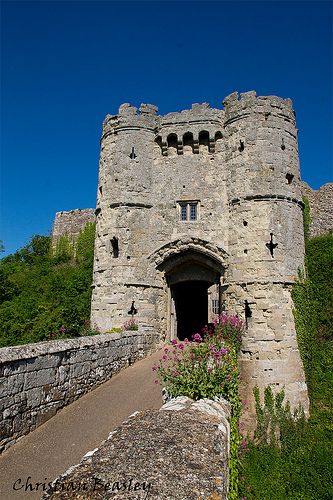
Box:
[0,223,96,347]
[239,231,333,499]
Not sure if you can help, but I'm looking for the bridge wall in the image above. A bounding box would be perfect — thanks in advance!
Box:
[42,397,231,500]
[0,330,158,453]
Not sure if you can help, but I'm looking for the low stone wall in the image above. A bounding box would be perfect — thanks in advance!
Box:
[0,330,158,453]
[42,397,231,499]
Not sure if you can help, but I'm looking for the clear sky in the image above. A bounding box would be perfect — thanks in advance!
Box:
[1,0,332,256]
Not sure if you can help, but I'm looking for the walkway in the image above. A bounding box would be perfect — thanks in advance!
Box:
[0,350,164,500]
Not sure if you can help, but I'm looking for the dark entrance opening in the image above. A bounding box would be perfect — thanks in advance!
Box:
[172,280,210,341]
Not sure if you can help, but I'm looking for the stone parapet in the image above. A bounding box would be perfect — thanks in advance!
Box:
[42,396,230,499]
[0,330,158,453]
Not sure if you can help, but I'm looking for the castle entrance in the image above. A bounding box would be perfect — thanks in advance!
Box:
[171,281,210,340]
[164,252,223,342]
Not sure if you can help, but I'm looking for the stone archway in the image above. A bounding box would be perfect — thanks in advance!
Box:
[148,238,228,341]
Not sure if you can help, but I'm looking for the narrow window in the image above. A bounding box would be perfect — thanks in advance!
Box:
[266,233,278,257]
[183,132,193,154]
[245,300,252,328]
[238,140,245,152]
[212,299,219,315]
[180,204,187,221]
[178,201,199,221]
[189,203,197,221]
[111,237,119,258]
[286,173,294,184]
[129,147,136,159]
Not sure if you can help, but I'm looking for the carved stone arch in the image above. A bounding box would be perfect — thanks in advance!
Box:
[148,237,228,271]
[148,238,228,341]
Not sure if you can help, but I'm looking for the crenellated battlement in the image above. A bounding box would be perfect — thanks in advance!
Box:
[102,103,158,138]
[223,91,295,126]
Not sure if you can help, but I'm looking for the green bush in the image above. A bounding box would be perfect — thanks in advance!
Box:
[0,224,97,347]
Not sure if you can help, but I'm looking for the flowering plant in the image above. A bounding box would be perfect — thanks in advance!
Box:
[201,314,244,352]
[122,318,138,331]
[153,314,244,500]
[153,314,244,401]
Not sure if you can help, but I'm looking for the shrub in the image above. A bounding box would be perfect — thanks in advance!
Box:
[0,224,96,347]
[122,318,138,331]
[153,315,244,500]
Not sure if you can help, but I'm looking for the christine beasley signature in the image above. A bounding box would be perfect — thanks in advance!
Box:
[13,476,152,498]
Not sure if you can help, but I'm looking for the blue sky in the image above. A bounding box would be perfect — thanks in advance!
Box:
[1,0,332,256]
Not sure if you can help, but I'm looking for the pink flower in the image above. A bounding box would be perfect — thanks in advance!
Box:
[178,343,185,350]
[192,333,203,343]
[170,339,178,345]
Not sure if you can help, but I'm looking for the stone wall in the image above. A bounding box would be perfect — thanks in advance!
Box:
[301,182,333,237]
[42,397,231,499]
[51,209,95,247]
[0,330,158,453]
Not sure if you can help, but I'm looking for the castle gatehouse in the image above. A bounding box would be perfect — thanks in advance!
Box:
[90,91,310,424]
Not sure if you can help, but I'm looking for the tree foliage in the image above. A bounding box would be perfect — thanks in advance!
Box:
[0,224,96,347]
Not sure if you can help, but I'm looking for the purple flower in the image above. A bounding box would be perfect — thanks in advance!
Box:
[170,339,178,345]
[192,333,203,343]
[178,343,185,350]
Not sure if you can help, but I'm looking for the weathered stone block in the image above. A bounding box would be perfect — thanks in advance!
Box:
[24,368,57,390]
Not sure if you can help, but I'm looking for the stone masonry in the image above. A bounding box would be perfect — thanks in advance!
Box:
[0,330,158,453]
[42,397,231,500]
[50,92,333,427]
[52,208,95,248]
[301,182,333,237]
[89,91,311,428]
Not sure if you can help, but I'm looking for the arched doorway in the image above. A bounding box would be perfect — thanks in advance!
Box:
[171,280,210,340]
[164,251,224,341]
[148,237,228,342]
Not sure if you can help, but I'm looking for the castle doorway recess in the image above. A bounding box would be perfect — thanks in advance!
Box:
[164,253,224,342]
[171,281,210,340]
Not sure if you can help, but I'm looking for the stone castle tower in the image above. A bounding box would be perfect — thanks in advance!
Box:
[91,90,309,421]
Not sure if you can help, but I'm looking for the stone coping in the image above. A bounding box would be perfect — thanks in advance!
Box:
[0,331,145,364]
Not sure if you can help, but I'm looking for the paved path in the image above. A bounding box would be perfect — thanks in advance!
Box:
[0,350,164,500]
